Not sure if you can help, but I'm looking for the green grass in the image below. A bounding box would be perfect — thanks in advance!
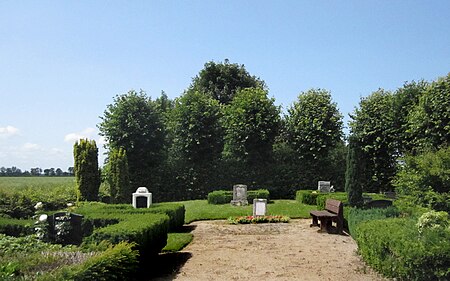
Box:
[170,199,316,224]
[163,233,193,252]
[0,177,76,191]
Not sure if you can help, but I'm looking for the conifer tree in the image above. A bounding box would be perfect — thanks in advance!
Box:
[109,147,131,203]
[345,135,364,207]
[73,139,100,201]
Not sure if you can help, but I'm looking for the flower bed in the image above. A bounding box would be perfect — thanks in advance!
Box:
[228,215,290,224]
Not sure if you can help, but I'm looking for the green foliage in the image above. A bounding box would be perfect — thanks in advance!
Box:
[223,88,280,164]
[316,192,348,210]
[355,218,450,280]
[0,217,33,236]
[74,139,101,201]
[108,148,131,203]
[295,190,319,205]
[347,207,399,237]
[0,191,35,219]
[349,89,397,193]
[345,135,364,207]
[284,89,344,188]
[163,233,193,253]
[169,91,224,199]
[408,74,450,151]
[189,59,265,105]
[207,190,233,204]
[50,242,139,281]
[98,90,166,190]
[416,210,449,234]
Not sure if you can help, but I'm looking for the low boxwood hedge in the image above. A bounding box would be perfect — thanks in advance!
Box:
[0,217,33,237]
[355,218,450,280]
[295,190,318,205]
[207,189,270,205]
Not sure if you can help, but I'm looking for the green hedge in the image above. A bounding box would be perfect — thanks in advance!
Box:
[207,189,270,205]
[355,218,450,280]
[295,190,318,205]
[0,217,33,237]
[347,207,399,237]
[75,202,185,257]
[316,192,348,210]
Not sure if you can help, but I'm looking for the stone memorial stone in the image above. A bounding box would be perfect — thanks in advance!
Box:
[253,199,267,217]
[230,184,248,206]
[47,212,83,245]
[132,187,152,208]
[318,181,331,193]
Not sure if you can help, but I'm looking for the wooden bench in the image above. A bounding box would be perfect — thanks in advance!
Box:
[310,199,343,234]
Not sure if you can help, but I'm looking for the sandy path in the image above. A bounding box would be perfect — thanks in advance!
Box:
[155,219,387,281]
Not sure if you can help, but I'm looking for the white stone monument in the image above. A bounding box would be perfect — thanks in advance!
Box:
[132,187,152,208]
[318,181,331,193]
[230,184,248,206]
[253,199,267,217]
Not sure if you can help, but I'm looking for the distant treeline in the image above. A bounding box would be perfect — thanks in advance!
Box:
[0,166,74,177]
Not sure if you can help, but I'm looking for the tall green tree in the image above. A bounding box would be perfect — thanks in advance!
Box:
[74,139,100,201]
[285,89,344,188]
[98,90,166,190]
[108,147,131,203]
[169,91,224,198]
[349,89,396,193]
[189,59,265,105]
[345,135,364,207]
[408,73,450,151]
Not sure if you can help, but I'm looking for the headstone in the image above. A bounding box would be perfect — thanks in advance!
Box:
[318,181,331,193]
[132,187,152,208]
[253,199,267,216]
[230,184,248,206]
[47,212,83,245]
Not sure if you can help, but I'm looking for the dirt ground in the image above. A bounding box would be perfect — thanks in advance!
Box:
[153,219,388,281]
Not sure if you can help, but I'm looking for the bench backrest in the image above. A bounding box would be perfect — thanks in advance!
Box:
[325,199,343,216]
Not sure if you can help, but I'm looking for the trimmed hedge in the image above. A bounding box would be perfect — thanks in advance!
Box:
[207,189,270,205]
[355,218,450,280]
[295,190,318,205]
[347,207,399,237]
[0,217,33,237]
[75,202,185,257]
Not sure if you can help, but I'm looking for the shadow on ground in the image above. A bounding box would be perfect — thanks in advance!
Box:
[144,252,192,280]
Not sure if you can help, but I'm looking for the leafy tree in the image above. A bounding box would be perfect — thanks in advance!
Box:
[345,135,365,207]
[73,139,101,201]
[168,91,224,198]
[55,168,63,176]
[223,87,280,164]
[349,89,397,193]
[98,90,166,190]
[108,147,131,203]
[408,73,450,151]
[30,167,42,176]
[189,59,265,104]
[285,89,343,188]
[392,80,427,155]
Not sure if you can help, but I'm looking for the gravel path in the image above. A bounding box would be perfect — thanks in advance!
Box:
[154,219,387,281]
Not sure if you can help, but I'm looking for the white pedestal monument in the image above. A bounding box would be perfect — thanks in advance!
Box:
[132,187,152,208]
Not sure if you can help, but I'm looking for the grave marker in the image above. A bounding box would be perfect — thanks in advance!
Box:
[318,181,331,193]
[253,199,267,216]
[230,184,248,206]
[132,187,152,208]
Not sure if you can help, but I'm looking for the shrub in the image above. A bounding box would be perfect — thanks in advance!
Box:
[295,190,318,205]
[0,217,33,237]
[347,207,399,237]
[54,242,139,281]
[356,218,450,280]
[207,190,233,204]
[416,210,449,234]
[248,189,270,202]
[316,192,348,210]
[0,191,35,219]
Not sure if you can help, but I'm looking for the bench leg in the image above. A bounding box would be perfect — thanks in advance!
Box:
[310,215,319,227]
[318,218,329,232]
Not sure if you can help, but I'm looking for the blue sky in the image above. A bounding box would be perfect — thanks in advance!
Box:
[1,1,449,171]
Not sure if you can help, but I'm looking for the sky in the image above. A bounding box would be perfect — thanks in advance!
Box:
[1,1,449,171]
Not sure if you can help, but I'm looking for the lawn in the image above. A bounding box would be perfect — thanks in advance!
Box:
[170,199,317,224]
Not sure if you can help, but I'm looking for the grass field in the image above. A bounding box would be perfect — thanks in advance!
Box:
[0,177,76,191]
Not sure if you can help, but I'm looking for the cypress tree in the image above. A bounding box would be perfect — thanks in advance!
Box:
[345,135,364,207]
[73,139,100,201]
[109,147,131,203]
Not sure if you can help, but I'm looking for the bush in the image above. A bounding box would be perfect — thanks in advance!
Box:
[0,217,33,237]
[295,190,318,205]
[207,190,233,204]
[316,192,348,210]
[347,207,399,237]
[0,191,35,219]
[355,218,450,280]
[416,210,449,234]
[207,189,270,205]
